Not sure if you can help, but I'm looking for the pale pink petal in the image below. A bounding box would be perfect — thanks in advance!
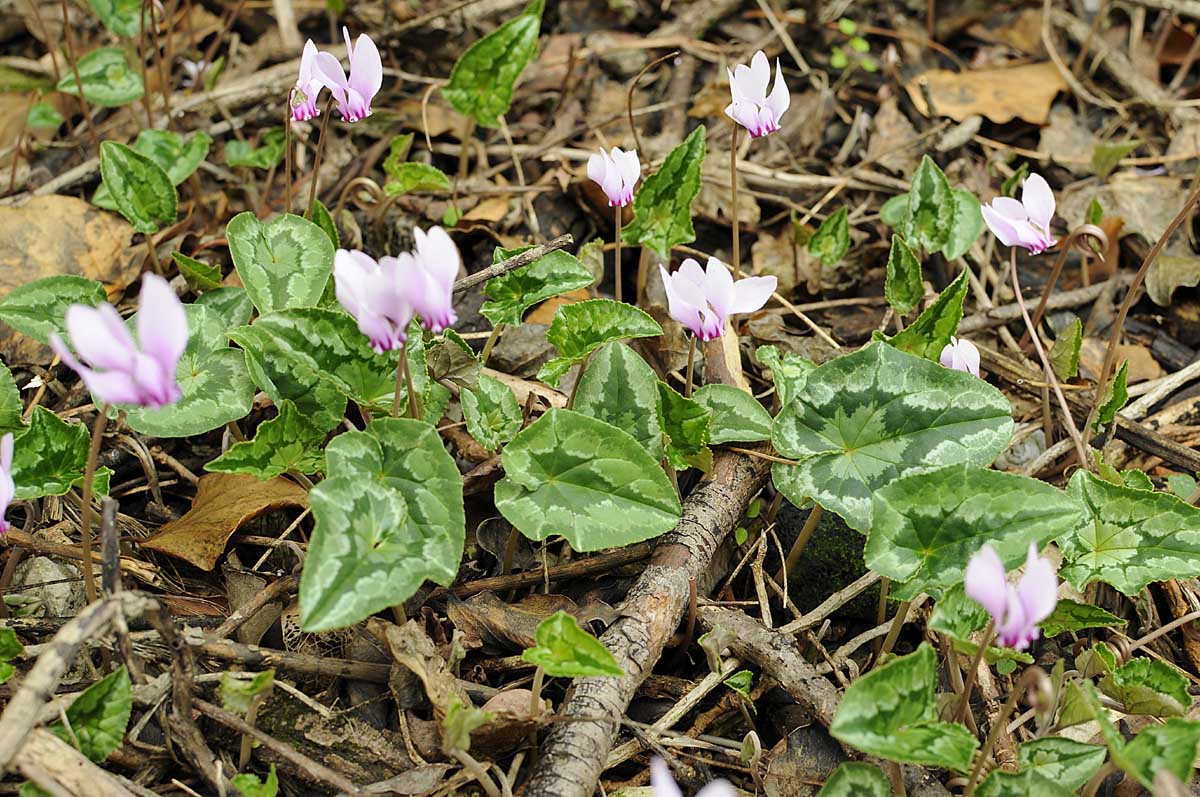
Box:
[347,32,382,108]
[0,433,12,473]
[990,196,1027,221]
[726,67,749,104]
[66,305,136,372]
[1017,543,1059,626]
[696,781,739,797]
[415,226,461,290]
[1021,173,1055,233]
[941,337,980,377]
[677,258,707,288]
[725,101,762,133]
[765,59,790,119]
[996,587,1030,648]
[660,265,707,338]
[650,759,684,797]
[81,368,146,406]
[982,204,1024,248]
[130,351,180,406]
[965,544,1009,622]
[136,274,188,373]
[587,152,608,187]
[702,257,736,321]
[613,148,641,196]
[298,39,318,86]
[313,51,349,95]
[729,275,777,315]
[746,50,771,96]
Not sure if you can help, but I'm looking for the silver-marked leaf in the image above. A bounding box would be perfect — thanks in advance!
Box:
[225,128,285,170]
[56,47,143,107]
[521,610,623,678]
[755,344,815,409]
[943,189,983,261]
[902,155,955,254]
[1060,470,1200,595]
[384,162,451,196]
[94,130,210,210]
[13,407,110,500]
[197,286,253,328]
[1093,361,1129,432]
[885,235,922,316]
[537,299,662,387]
[206,400,326,479]
[572,342,662,459]
[772,343,1013,532]
[622,125,706,261]
[976,771,1075,797]
[49,666,131,763]
[0,628,22,685]
[1040,599,1125,637]
[1049,318,1082,381]
[442,0,544,127]
[480,246,595,327]
[122,305,254,438]
[830,644,977,773]
[230,308,397,430]
[27,102,64,129]
[173,252,223,292]
[658,380,712,472]
[227,212,334,314]
[300,419,464,631]
[311,200,339,248]
[809,207,850,267]
[88,0,147,37]
[0,360,22,435]
[693,383,772,444]
[495,409,682,551]
[98,141,176,234]
[887,268,969,361]
[1017,738,1107,793]
[1100,657,1191,717]
[816,763,890,797]
[867,464,1080,599]
[0,276,105,345]
[1118,718,1200,788]
[461,372,521,451]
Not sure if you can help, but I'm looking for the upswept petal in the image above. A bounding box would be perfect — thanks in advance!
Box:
[728,274,777,315]
[346,31,382,107]
[981,205,1024,248]
[649,759,684,797]
[136,274,188,373]
[996,588,1030,648]
[415,226,461,289]
[313,51,349,94]
[964,544,1009,622]
[765,59,790,117]
[702,257,736,321]
[613,148,641,193]
[696,780,739,797]
[677,257,707,287]
[79,366,146,406]
[747,50,771,95]
[659,265,707,337]
[1,432,12,473]
[66,304,136,372]
[990,196,1027,221]
[1021,173,1055,232]
[941,337,980,377]
[586,152,608,186]
[1017,543,1058,625]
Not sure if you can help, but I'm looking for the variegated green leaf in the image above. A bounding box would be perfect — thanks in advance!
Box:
[572,342,662,459]
[944,189,983,261]
[384,162,451,196]
[1060,470,1200,595]
[830,644,977,773]
[1100,657,1191,717]
[0,276,105,344]
[522,610,623,678]
[427,330,480,390]
[225,128,285,170]
[902,155,955,254]
[1049,318,1082,381]
[56,47,143,107]
[495,409,682,551]
[461,372,521,451]
[442,0,544,127]
[1040,599,1124,637]
[976,771,1074,797]
[772,343,1013,532]
[1093,360,1129,431]
[88,0,147,37]
[49,666,131,763]
[122,305,254,437]
[537,300,662,387]
[13,407,110,500]
[693,383,772,444]
[0,359,22,435]
[98,141,176,234]
[885,235,922,316]
[94,130,210,210]
[816,763,890,797]
[622,125,706,261]
[928,584,1032,666]
[480,246,595,327]
[1017,738,1107,793]
[886,269,969,361]
[658,380,711,471]
[866,464,1080,598]
[230,308,397,431]
[755,344,814,409]
[196,286,253,328]
[1118,718,1200,788]
[809,207,850,267]
[173,252,223,292]
[206,400,326,479]
[227,212,334,314]
[300,419,464,631]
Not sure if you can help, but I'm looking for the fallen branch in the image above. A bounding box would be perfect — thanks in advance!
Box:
[452,234,574,294]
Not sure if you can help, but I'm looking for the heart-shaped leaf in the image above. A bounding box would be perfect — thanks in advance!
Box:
[885,235,922,316]
[173,252,223,292]
[1049,318,1082,381]
[98,141,177,234]
[49,666,131,762]
[886,268,970,361]
[94,130,210,210]
[0,360,21,435]
[808,207,850,267]
[772,343,1013,532]
[56,47,143,107]
[1093,361,1129,431]
[442,0,544,127]
[1118,718,1200,788]
[537,299,662,387]
[1016,738,1107,793]
[521,610,623,677]
[480,246,595,327]
[385,162,451,196]
[902,155,956,254]
[206,400,326,479]
[830,644,977,773]
[1040,599,1125,637]
[13,407,110,499]
[495,409,682,551]
[88,0,148,37]
[1060,470,1200,595]
[815,763,890,797]
[226,129,286,170]
[755,345,814,409]
[693,383,772,445]
[622,125,706,261]
[1100,657,1192,717]
[976,771,1075,797]
[0,628,23,685]
[300,419,465,631]
[944,189,983,260]
[866,464,1080,599]
[572,342,663,459]
[0,276,105,344]
[227,212,334,315]
[197,286,253,327]
[461,372,521,452]
[658,381,711,471]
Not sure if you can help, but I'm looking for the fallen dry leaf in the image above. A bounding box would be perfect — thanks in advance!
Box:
[526,288,588,324]
[0,195,140,364]
[462,196,512,223]
[1059,174,1189,246]
[905,62,1067,125]
[1037,105,1094,175]
[967,8,1046,55]
[1079,339,1163,385]
[373,617,472,723]
[1147,250,1200,307]
[141,473,309,570]
[867,97,921,175]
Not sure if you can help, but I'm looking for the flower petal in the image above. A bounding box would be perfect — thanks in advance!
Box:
[765,58,790,119]
[313,51,349,94]
[414,226,461,290]
[702,257,736,321]
[347,32,383,106]
[747,50,771,96]
[614,148,641,194]
[660,265,706,338]
[677,257,707,288]
[136,273,188,374]
[696,781,739,797]
[965,544,1009,623]
[729,275,777,315]
[982,204,1023,247]
[1021,173,1056,233]
[650,758,684,797]
[587,152,608,187]
[1017,543,1059,626]
[66,304,136,372]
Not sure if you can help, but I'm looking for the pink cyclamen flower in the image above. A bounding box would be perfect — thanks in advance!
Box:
[981,173,1057,255]
[406,226,460,333]
[965,543,1058,651]
[314,28,382,123]
[0,434,13,536]
[651,758,736,797]
[587,147,641,207]
[290,40,325,122]
[725,50,790,138]
[50,274,186,408]
[940,336,980,377]
[659,257,777,341]
[334,249,413,354]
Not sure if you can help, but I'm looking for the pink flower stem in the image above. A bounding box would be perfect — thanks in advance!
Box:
[284,89,294,214]
[614,204,623,304]
[963,667,1052,797]
[730,123,742,278]
[304,96,337,221]
[683,336,697,398]
[1020,223,1107,349]
[395,344,420,420]
[953,620,994,725]
[78,404,109,605]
